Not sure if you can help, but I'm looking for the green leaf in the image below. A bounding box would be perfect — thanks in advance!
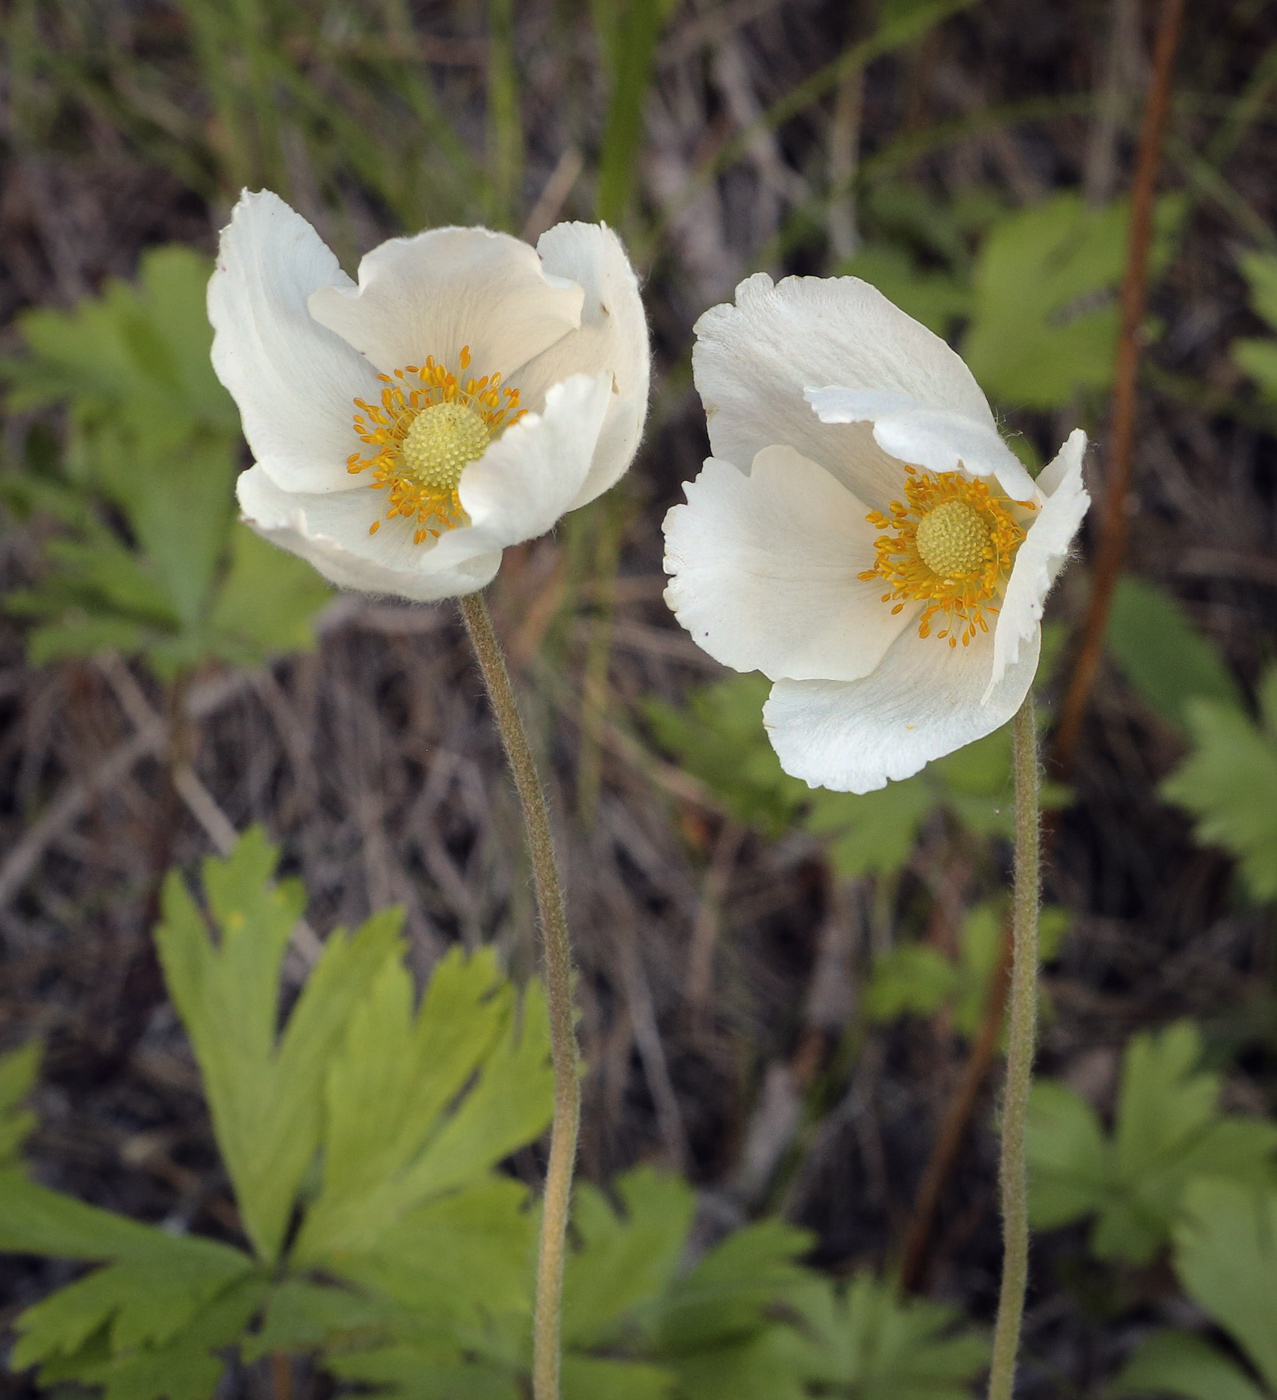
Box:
[1162,668,1277,902]
[0,1042,40,1163]
[648,1217,813,1356]
[1106,576,1240,731]
[808,776,937,879]
[1174,1179,1277,1391]
[964,192,1183,409]
[155,829,403,1263]
[1027,1021,1277,1263]
[1026,1082,1107,1229]
[1111,1330,1269,1400]
[563,1167,696,1348]
[294,947,553,1269]
[563,1355,675,1400]
[13,1248,255,1369]
[786,1273,989,1400]
[37,1275,269,1400]
[206,523,330,664]
[643,675,808,838]
[1238,249,1277,328]
[865,944,959,1023]
[837,243,971,338]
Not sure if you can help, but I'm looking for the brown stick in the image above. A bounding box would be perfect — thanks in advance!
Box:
[1051,0,1186,775]
[900,0,1187,1291]
[900,926,1013,1292]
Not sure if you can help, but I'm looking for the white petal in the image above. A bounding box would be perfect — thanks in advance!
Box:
[513,222,651,510]
[763,623,1040,793]
[986,428,1089,698]
[805,387,1038,503]
[693,273,996,497]
[237,465,501,601]
[663,447,914,682]
[208,190,382,493]
[424,371,613,574]
[307,227,584,382]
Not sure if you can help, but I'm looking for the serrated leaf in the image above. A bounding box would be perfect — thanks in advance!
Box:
[648,1217,813,1355]
[808,776,936,878]
[1111,1329,1268,1400]
[13,1246,255,1369]
[1174,1179,1277,1391]
[1162,670,1277,902]
[837,243,971,337]
[329,1338,519,1400]
[1027,1022,1277,1263]
[964,192,1183,409]
[40,1274,269,1400]
[1106,576,1240,731]
[294,950,552,1268]
[786,1273,989,1400]
[562,1354,675,1400]
[643,675,807,837]
[206,523,330,663]
[865,945,959,1023]
[563,1167,696,1348]
[1026,1082,1107,1229]
[0,1042,40,1163]
[333,1177,535,1321]
[155,829,403,1263]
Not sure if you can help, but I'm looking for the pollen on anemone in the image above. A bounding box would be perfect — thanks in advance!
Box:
[662,272,1089,794]
[208,190,649,601]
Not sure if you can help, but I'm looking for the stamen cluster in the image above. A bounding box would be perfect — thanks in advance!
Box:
[347,346,524,544]
[860,467,1029,647]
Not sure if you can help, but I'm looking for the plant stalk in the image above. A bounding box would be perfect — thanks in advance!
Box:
[458,590,580,1400]
[987,693,1041,1400]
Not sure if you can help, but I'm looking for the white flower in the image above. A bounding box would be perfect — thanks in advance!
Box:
[663,273,1089,794]
[208,191,649,601]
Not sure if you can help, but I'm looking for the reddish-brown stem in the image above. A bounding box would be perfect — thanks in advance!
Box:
[1051,0,1186,775]
[900,927,1013,1292]
[900,1,1187,1284]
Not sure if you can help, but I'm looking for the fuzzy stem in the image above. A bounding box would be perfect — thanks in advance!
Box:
[458,590,580,1400]
[988,693,1041,1400]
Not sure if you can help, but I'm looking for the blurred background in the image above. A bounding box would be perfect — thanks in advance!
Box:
[2,0,1277,1394]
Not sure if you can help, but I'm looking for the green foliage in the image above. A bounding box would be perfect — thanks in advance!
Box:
[592,0,678,229]
[1027,1021,1277,1264]
[865,902,1069,1036]
[1112,1179,1277,1400]
[1106,575,1241,731]
[154,829,404,1264]
[1162,666,1277,902]
[1233,249,1277,399]
[0,245,329,678]
[645,674,1065,879]
[782,1273,989,1400]
[0,1042,40,1164]
[1,831,559,1400]
[963,192,1183,409]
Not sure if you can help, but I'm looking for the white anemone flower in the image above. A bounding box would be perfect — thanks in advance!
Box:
[209,191,649,601]
[663,274,1089,794]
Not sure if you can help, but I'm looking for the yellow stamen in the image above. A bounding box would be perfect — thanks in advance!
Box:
[345,344,526,542]
[859,467,1031,648]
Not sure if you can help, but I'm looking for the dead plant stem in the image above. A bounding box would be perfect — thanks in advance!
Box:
[1052,0,1186,773]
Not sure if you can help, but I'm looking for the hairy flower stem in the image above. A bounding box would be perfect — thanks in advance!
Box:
[988,693,1041,1400]
[458,590,580,1400]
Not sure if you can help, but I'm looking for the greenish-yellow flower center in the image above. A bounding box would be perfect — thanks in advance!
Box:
[346,348,525,544]
[914,498,992,580]
[400,400,491,490]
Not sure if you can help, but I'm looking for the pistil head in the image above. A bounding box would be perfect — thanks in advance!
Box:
[401,401,490,490]
[915,499,991,580]
[345,347,525,544]
[858,467,1032,647]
